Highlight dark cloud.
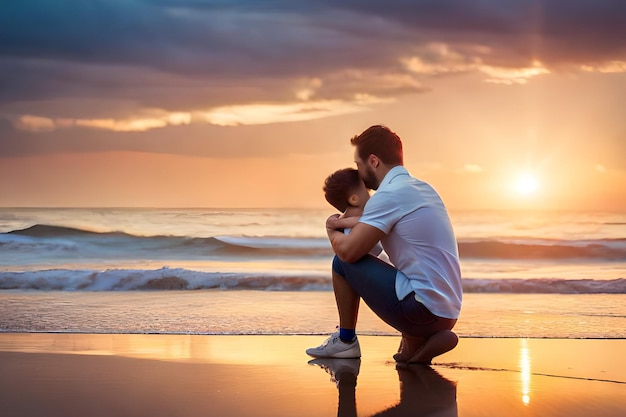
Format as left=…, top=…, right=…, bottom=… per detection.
left=0, top=0, right=414, bottom=108
left=2, top=1, right=624, bottom=106
left=3, top=1, right=625, bottom=70
left=0, top=1, right=377, bottom=77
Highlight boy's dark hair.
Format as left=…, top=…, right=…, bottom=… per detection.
left=350, top=125, right=403, bottom=165
left=323, top=168, right=361, bottom=212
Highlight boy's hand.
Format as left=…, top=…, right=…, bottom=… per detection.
left=326, top=213, right=341, bottom=230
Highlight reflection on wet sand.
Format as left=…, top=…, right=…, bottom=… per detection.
left=519, top=338, right=531, bottom=406
left=2, top=335, right=624, bottom=416
left=309, top=359, right=457, bottom=417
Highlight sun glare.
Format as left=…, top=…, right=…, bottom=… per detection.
left=515, top=174, right=539, bottom=196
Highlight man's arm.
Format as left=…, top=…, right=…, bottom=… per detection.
left=327, top=221, right=385, bottom=263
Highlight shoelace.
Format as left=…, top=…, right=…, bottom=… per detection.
left=321, top=334, right=339, bottom=347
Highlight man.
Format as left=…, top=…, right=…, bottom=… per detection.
left=306, top=125, right=462, bottom=364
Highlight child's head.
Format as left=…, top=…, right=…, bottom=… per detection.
left=323, top=168, right=369, bottom=212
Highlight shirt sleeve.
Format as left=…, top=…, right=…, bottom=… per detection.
left=358, top=189, right=405, bottom=234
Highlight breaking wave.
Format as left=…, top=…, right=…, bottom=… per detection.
left=1, top=267, right=624, bottom=293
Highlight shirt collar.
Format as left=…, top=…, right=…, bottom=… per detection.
left=379, top=165, right=409, bottom=189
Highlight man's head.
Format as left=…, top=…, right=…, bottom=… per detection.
left=351, top=125, right=403, bottom=190
left=323, top=168, right=369, bottom=212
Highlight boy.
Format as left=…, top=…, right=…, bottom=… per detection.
left=323, top=168, right=371, bottom=234
left=323, top=168, right=384, bottom=259
left=310, top=168, right=383, bottom=362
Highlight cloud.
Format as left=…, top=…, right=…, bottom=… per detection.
left=402, top=43, right=551, bottom=84
left=14, top=115, right=56, bottom=132
left=72, top=116, right=174, bottom=132
left=0, top=2, right=413, bottom=106
left=193, top=96, right=391, bottom=127
left=12, top=110, right=192, bottom=132
left=463, top=164, right=484, bottom=173
left=401, top=42, right=495, bottom=73
left=480, top=62, right=550, bottom=85
left=581, top=61, right=626, bottom=74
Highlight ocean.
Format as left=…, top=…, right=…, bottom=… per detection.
left=1, top=207, right=624, bottom=339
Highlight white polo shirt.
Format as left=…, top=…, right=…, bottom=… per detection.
left=359, top=166, right=462, bottom=319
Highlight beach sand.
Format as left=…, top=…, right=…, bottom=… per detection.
left=1, top=333, right=624, bottom=416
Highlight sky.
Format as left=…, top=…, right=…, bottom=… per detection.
left=1, top=0, right=625, bottom=211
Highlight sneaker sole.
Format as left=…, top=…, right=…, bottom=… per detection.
left=305, top=349, right=361, bottom=359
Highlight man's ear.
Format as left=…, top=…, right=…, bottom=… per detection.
left=368, top=154, right=380, bottom=168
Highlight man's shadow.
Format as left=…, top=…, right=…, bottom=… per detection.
left=310, top=358, right=457, bottom=417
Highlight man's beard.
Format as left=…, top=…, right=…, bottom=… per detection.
left=361, top=166, right=379, bottom=190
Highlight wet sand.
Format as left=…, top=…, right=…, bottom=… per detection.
left=1, top=333, right=624, bottom=416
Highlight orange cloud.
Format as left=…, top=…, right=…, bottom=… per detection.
left=480, top=62, right=550, bottom=85
left=463, top=164, right=484, bottom=173
left=402, top=43, right=550, bottom=84
left=13, top=111, right=192, bottom=133
left=14, top=115, right=56, bottom=132
left=580, top=61, right=626, bottom=73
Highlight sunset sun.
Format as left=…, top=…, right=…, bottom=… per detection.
left=515, top=173, right=539, bottom=196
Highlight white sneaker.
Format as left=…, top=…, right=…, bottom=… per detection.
left=305, top=332, right=361, bottom=358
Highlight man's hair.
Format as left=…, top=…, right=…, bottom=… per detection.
left=350, top=125, right=403, bottom=165
left=323, top=168, right=361, bottom=212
